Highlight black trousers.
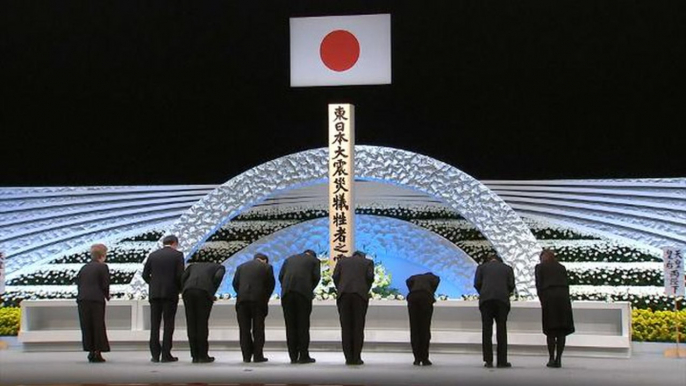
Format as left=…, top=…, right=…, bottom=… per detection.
left=183, top=289, right=214, bottom=360
left=149, top=297, right=179, bottom=359
left=236, top=301, right=268, bottom=361
left=337, top=293, right=369, bottom=363
left=480, top=300, right=510, bottom=364
left=281, top=292, right=313, bottom=362
left=407, top=292, right=434, bottom=362
left=77, top=300, right=110, bottom=352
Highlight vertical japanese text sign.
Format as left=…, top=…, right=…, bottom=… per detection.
left=0, top=252, right=5, bottom=294
left=329, top=104, right=355, bottom=263
left=663, top=248, right=685, bottom=297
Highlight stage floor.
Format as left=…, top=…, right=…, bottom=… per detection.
left=0, top=340, right=684, bottom=386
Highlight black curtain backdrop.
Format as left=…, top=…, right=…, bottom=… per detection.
left=1, top=1, right=684, bottom=185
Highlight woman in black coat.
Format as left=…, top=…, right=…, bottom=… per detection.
left=76, top=243, right=111, bottom=362
left=535, top=249, right=575, bottom=368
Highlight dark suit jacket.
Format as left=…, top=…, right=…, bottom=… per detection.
left=143, top=246, right=185, bottom=300
left=232, top=259, right=275, bottom=304
left=279, top=253, right=321, bottom=299
left=474, top=260, right=515, bottom=306
left=182, top=262, right=226, bottom=299
left=76, top=261, right=110, bottom=302
left=333, top=255, right=375, bottom=300
left=406, top=272, right=440, bottom=302
left=535, top=261, right=569, bottom=297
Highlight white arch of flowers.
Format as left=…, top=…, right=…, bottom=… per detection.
left=127, top=145, right=540, bottom=297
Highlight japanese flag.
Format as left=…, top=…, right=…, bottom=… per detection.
left=290, top=14, right=391, bottom=87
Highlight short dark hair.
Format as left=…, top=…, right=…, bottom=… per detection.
left=254, top=253, right=269, bottom=263
left=352, top=251, right=365, bottom=258
left=303, top=249, right=316, bottom=257
left=162, top=235, right=179, bottom=246
left=486, top=254, right=500, bottom=262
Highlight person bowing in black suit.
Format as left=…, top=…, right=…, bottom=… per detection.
left=406, top=272, right=440, bottom=366
left=279, top=249, right=321, bottom=364
left=535, top=249, right=575, bottom=368
left=474, top=254, right=515, bottom=369
left=333, top=251, right=375, bottom=365
left=233, top=253, right=275, bottom=363
left=76, top=243, right=111, bottom=363
left=143, top=235, right=185, bottom=363
left=181, top=261, right=226, bottom=363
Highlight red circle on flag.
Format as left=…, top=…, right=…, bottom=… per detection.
left=320, top=30, right=360, bottom=72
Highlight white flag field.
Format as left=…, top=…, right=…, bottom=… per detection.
left=290, top=14, right=391, bottom=87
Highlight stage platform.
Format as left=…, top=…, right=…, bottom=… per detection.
left=0, top=340, right=683, bottom=386
left=18, top=299, right=631, bottom=358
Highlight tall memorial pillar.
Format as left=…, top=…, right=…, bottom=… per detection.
left=328, top=104, right=355, bottom=264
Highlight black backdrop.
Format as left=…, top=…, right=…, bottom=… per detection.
left=1, top=1, right=684, bottom=185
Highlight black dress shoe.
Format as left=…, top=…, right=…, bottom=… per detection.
left=547, top=360, right=556, bottom=368
left=243, top=358, right=251, bottom=363
left=422, top=359, right=432, bottom=366
left=197, top=357, right=215, bottom=363
left=253, top=357, right=268, bottom=363
left=351, top=359, right=364, bottom=365
left=151, top=357, right=160, bottom=363
left=297, top=357, right=316, bottom=364
left=497, top=362, right=512, bottom=368
left=161, top=356, right=179, bottom=363
left=413, top=360, right=421, bottom=366
left=484, top=362, right=494, bottom=368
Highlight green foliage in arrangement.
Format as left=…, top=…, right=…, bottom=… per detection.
left=632, top=308, right=686, bottom=342
left=0, top=307, right=20, bottom=336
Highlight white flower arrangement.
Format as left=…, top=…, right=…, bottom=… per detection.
left=3, top=284, right=131, bottom=302
left=523, top=217, right=600, bottom=240
left=190, top=241, right=249, bottom=263
left=115, top=241, right=158, bottom=250
left=7, top=267, right=136, bottom=286
left=570, top=285, right=664, bottom=297
left=311, top=257, right=402, bottom=301
left=411, top=219, right=479, bottom=230
left=566, top=265, right=663, bottom=286
left=4, top=205, right=671, bottom=312
left=52, top=243, right=155, bottom=264
left=546, top=241, right=661, bottom=263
